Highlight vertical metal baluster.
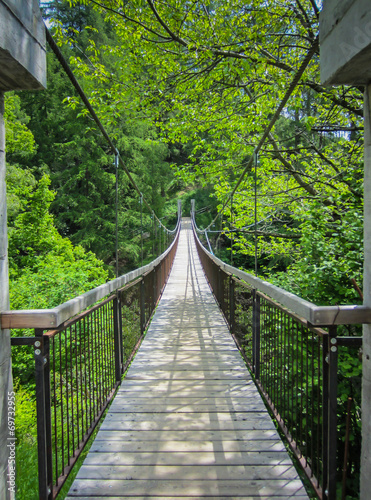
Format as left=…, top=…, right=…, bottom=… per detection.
left=119, top=291, right=124, bottom=374
left=97, top=306, right=107, bottom=398
left=322, top=333, right=329, bottom=498
left=44, top=336, right=53, bottom=496
left=106, top=302, right=111, bottom=388
left=89, top=311, right=95, bottom=421
left=306, top=328, right=310, bottom=467
left=94, top=309, right=100, bottom=410
left=317, top=335, right=321, bottom=487
left=274, top=305, right=277, bottom=410
left=59, top=332, right=64, bottom=475
left=70, top=325, right=75, bottom=457
left=278, top=308, right=283, bottom=416
left=96, top=309, right=102, bottom=408
left=79, top=319, right=84, bottom=442
left=105, top=303, right=110, bottom=395
left=108, top=302, right=113, bottom=389
left=112, top=300, right=116, bottom=381
left=75, top=323, right=80, bottom=448
left=327, top=325, right=338, bottom=500
left=300, top=323, right=304, bottom=455
left=269, top=303, right=273, bottom=396
left=83, top=317, right=88, bottom=437
left=52, top=336, right=58, bottom=487
left=140, top=278, right=145, bottom=336
left=311, top=330, right=315, bottom=477
left=65, top=326, right=70, bottom=465
left=229, top=277, right=235, bottom=335
left=292, top=320, right=296, bottom=445
left=282, top=309, right=286, bottom=423
left=34, top=330, right=50, bottom=499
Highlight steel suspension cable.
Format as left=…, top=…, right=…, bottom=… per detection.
left=203, top=35, right=319, bottom=232
left=45, top=26, right=172, bottom=232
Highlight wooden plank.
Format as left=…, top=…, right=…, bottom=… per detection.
left=103, top=405, right=268, bottom=413
left=67, top=496, right=310, bottom=500
left=75, top=464, right=299, bottom=481
left=119, top=379, right=252, bottom=387
left=67, top=479, right=307, bottom=497
left=124, top=370, right=250, bottom=380
left=83, top=451, right=293, bottom=466
left=89, top=440, right=287, bottom=453
left=92, top=429, right=283, bottom=441
left=100, top=418, right=276, bottom=432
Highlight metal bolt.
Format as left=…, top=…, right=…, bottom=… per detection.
left=331, top=346, right=337, bottom=352
left=330, top=338, right=337, bottom=345
left=44, top=358, right=47, bottom=365
left=34, top=341, right=41, bottom=348
left=34, top=349, right=41, bottom=355
left=325, top=354, right=329, bottom=364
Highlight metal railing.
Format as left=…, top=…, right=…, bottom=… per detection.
left=4, top=217, right=180, bottom=499
left=191, top=213, right=365, bottom=500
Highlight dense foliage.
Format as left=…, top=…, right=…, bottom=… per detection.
left=60, top=0, right=363, bottom=306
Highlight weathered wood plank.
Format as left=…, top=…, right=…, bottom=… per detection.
left=100, top=417, right=276, bottom=432
left=89, top=440, right=287, bottom=453
left=83, top=451, right=293, bottom=466
left=75, top=464, right=299, bottom=481
left=92, top=429, right=284, bottom=441
left=67, top=496, right=310, bottom=500
left=67, top=479, right=307, bottom=497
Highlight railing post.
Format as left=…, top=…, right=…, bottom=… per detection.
left=327, top=325, right=338, bottom=500
left=229, top=276, right=235, bottom=334
left=34, top=329, right=53, bottom=500
left=217, top=268, right=221, bottom=305
left=113, top=295, right=122, bottom=381
left=322, top=333, right=329, bottom=499
left=252, top=290, right=261, bottom=379
left=140, top=277, right=146, bottom=335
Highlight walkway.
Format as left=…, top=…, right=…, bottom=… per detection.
left=67, top=220, right=309, bottom=499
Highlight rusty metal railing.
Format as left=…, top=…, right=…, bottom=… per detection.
left=191, top=212, right=364, bottom=500
left=5, top=216, right=180, bottom=499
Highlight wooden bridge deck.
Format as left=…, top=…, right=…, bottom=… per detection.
left=67, top=220, right=309, bottom=499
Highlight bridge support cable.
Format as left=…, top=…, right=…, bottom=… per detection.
left=44, top=26, right=171, bottom=234
left=201, top=35, right=319, bottom=234
left=230, top=195, right=233, bottom=266
left=140, top=193, right=143, bottom=267
left=115, top=152, right=119, bottom=278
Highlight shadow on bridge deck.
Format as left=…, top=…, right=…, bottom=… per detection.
left=67, top=220, right=309, bottom=499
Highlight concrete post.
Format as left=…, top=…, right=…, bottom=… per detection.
left=0, top=1, right=46, bottom=497
left=0, top=93, right=13, bottom=499
left=361, top=84, right=371, bottom=499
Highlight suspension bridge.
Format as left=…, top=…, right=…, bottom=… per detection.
left=3, top=209, right=365, bottom=500
left=66, top=219, right=308, bottom=499
left=1, top=3, right=370, bottom=499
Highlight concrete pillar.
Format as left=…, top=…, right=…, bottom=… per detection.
left=361, top=84, right=371, bottom=499
left=0, top=1, right=46, bottom=496
left=0, top=92, right=13, bottom=499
